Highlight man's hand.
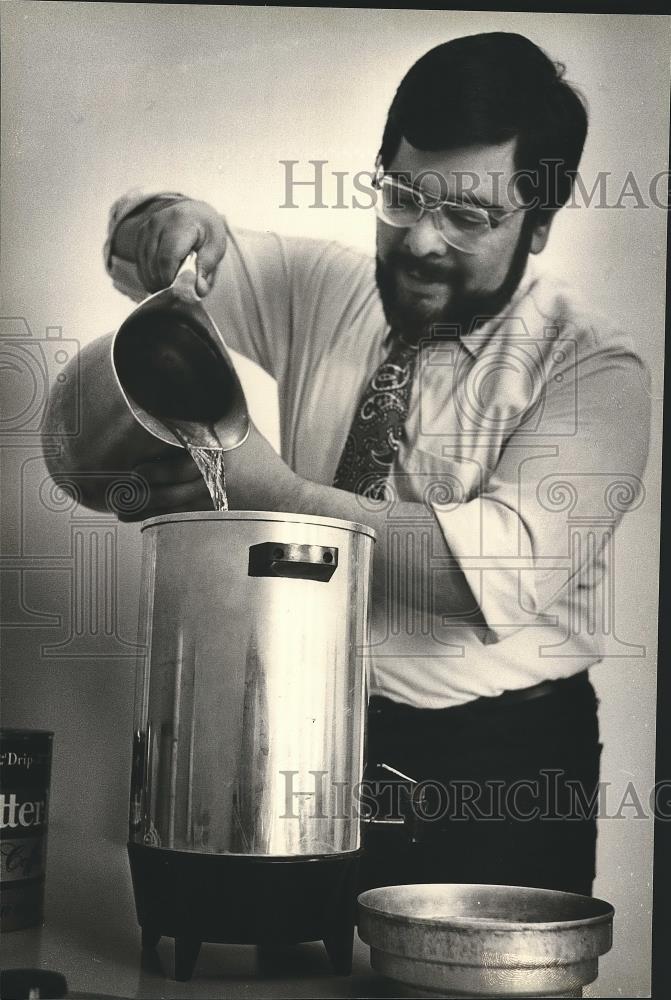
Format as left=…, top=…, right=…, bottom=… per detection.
left=119, top=198, right=228, bottom=297
left=121, top=450, right=212, bottom=522
left=125, top=424, right=304, bottom=522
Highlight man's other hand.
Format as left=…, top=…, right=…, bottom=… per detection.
left=135, top=199, right=228, bottom=297
left=122, top=451, right=213, bottom=521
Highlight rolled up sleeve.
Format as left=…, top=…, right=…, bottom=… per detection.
left=430, top=339, right=651, bottom=644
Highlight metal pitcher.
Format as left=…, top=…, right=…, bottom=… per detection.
left=111, top=254, right=249, bottom=451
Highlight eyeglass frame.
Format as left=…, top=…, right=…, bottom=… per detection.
left=371, top=161, right=528, bottom=254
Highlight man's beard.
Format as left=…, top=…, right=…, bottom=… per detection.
left=375, top=219, right=535, bottom=344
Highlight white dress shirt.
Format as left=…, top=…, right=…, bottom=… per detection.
left=106, top=195, right=651, bottom=709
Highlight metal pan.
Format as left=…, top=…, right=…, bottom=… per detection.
left=358, top=883, right=614, bottom=998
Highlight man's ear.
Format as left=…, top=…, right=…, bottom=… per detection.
left=530, top=213, right=555, bottom=254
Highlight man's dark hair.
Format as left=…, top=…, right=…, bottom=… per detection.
left=378, top=32, right=588, bottom=222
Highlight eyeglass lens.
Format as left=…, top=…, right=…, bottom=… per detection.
left=377, top=178, right=491, bottom=251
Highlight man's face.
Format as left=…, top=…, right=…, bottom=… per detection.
left=375, top=137, right=550, bottom=339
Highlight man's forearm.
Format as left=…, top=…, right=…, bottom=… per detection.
left=218, top=430, right=480, bottom=621
left=295, top=478, right=481, bottom=621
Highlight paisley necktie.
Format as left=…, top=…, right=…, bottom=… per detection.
left=333, top=334, right=419, bottom=500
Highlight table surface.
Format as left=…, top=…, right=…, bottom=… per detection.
left=1, top=835, right=606, bottom=999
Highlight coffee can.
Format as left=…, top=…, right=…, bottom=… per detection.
left=0, top=729, right=54, bottom=931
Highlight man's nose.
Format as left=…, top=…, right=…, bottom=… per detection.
left=403, top=211, right=448, bottom=257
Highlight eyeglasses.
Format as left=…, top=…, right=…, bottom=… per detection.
left=372, top=167, right=526, bottom=255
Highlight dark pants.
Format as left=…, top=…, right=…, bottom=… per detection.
left=359, top=672, right=602, bottom=897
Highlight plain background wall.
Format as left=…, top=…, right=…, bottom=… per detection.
left=1, top=4, right=668, bottom=996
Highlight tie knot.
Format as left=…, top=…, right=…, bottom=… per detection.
left=388, top=330, right=420, bottom=357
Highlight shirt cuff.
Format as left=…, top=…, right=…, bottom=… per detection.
left=430, top=495, right=541, bottom=644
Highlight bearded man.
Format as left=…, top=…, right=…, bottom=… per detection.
left=46, top=32, right=650, bottom=897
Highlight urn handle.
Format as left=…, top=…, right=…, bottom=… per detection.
left=247, top=542, right=338, bottom=582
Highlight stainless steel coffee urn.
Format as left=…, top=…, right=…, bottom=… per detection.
left=127, top=511, right=375, bottom=980
left=113, top=258, right=376, bottom=979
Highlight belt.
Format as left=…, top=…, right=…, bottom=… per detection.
left=369, top=670, right=591, bottom=718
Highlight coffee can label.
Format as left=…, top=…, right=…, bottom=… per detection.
left=0, top=730, right=53, bottom=931
left=1, top=828, right=48, bottom=882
